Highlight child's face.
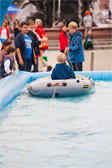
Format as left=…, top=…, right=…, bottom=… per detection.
left=69, top=27, right=76, bottom=35
left=5, top=45, right=11, bottom=51
left=10, top=51, right=16, bottom=57
left=88, top=31, right=92, bottom=35
left=62, top=26, right=67, bottom=32
left=29, top=22, right=35, bottom=30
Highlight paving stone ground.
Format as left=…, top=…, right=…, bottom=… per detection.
left=46, top=49, right=112, bottom=71
left=15, top=49, right=112, bottom=72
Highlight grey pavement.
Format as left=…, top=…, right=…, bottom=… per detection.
left=15, top=49, right=112, bottom=72
left=47, top=49, right=112, bottom=71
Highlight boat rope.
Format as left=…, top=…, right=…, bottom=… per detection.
left=67, top=52, right=74, bottom=71
left=29, top=85, right=47, bottom=95
left=16, top=84, right=58, bottom=168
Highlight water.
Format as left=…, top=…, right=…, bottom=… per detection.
left=0, top=82, right=112, bottom=168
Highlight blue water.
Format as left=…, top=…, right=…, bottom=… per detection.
left=0, top=82, right=112, bottom=168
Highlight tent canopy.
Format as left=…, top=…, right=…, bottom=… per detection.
left=7, top=5, right=21, bottom=14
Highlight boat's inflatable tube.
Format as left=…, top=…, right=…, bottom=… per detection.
left=0, top=71, right=112, bottom=111
left=0, top=71, right=33, bottom=111
left=28, top=76, right=95, bottom=97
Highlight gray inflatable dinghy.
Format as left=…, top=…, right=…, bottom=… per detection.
left=28, top=76, right=95, bottom=97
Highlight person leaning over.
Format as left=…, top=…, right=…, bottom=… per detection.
left=0, top=46, right=16, bottom=78
left=35, top=19, right=52, bottom=72
left=51, top=53, right=75, bottom=80
left=0, top=39, right=12, bottom=64
left=28, top=20, right=41, bottom=72
left=14, top=21, right=37, bottom=72
left=59, top=24, right=68, bottom=53
left=0, top=39, right=16, bottom=71
left=64, top=21, right=84, bottom=71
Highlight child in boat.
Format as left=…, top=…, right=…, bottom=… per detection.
left=51, top=53, right=75, bottom=80
left=0, top=46, right=16, bottom=78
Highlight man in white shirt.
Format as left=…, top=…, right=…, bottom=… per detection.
left=83, top=10, right=92, bottom=38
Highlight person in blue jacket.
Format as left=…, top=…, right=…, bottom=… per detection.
left=65, top=21, right=84, bottom=71
left=51, top=53, right=75, bottom=80
left=14, top=21, right=37, bottom=71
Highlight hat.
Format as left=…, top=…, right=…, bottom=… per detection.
left=57, top=53, right=66, bottom=63
left=85, top=11, right=90, bottom=15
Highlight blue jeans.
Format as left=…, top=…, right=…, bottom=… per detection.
left=33, top=57, right=38, bottom=72
left=69, top=62, right=83, bottom=71
left=18, top=58, right=32, bottom=72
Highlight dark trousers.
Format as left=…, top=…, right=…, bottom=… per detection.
left=60, top=50, right=65, bottom=53
left=69, top=62, right=83, bottom=71
left=18, top=58, right=32, bottom=72
left=33, top=57, right=38, bottom=72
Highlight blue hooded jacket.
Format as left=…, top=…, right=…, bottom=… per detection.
left=67, top=30, right=84, bottom=63
left=51, top=62, right=75, bottom=80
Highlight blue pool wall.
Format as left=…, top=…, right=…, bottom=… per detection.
left=0, top=71, right=112, bottom=111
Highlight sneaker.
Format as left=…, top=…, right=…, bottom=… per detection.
left=47, top=65, right=52, bottom=71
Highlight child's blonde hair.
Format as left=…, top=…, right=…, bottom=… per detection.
left=68, top=21, right=78, bottom=30
left=57, top=53, right=66, bottom=63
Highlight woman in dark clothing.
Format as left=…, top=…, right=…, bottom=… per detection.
left=13, top=19, right=21, bottom=38
left=28, top=20, right=42, bottom=72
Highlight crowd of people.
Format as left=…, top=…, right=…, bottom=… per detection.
left=0, top=10, right=93, bottom=79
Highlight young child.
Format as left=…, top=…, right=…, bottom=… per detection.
left=0, top=46, right=16, bottom=78
left=84, top=30, right=93, bottom=50
left=51, top=53, right=75, bottom=80
left=64, top=21, right=84, bottom=71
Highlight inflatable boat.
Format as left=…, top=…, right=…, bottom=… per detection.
left=28, top=76, right=95, bottom=97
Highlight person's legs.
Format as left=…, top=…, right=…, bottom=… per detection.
left=60, top=50, right=65, bottom=53
left=69, top=63, right=75, bottom=71
left=75, top=63, right=83, bottom=71
left=40, top=50, right=49, bottom=67
left=25, top=59, right=32, bottom=72
left=33, top=57, right=38, bottom=72
left=38, top=57, right=43, bottom=72
left=40, top=50, right=52, bottom=71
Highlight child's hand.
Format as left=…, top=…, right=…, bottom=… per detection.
left=10, top=72, right=15, bottom=75
left=64, top=47, right=69, bottom=55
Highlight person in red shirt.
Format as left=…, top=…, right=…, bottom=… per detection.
left=35, top=19, right=52, bottom=72
left=59, top=25, right=68, bottom=53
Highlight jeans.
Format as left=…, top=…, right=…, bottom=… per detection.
left=18, top=58, right=32, bottom=72
left=69, top=62, right=83, bottom=71
left=33, top=57, right=38, bottom=72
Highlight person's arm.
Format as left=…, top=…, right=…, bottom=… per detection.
left=59, top=33, right=68, bottom=49
left=6, top=27, right=10, bottom=39
left=51, top=68, right=56, bottom=80
left=4, top=59, right=14, bottom=75
left=68, top=36, right=81, bottom=51
left=16, top=48, right=24, bottom=65
left=34, top=40, right=41, bottom=46
left=14, top=34, right=24, bottom=66
left=70, top=68, right=75, bottom=79
left=33, top=49, right=37, bottom=65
